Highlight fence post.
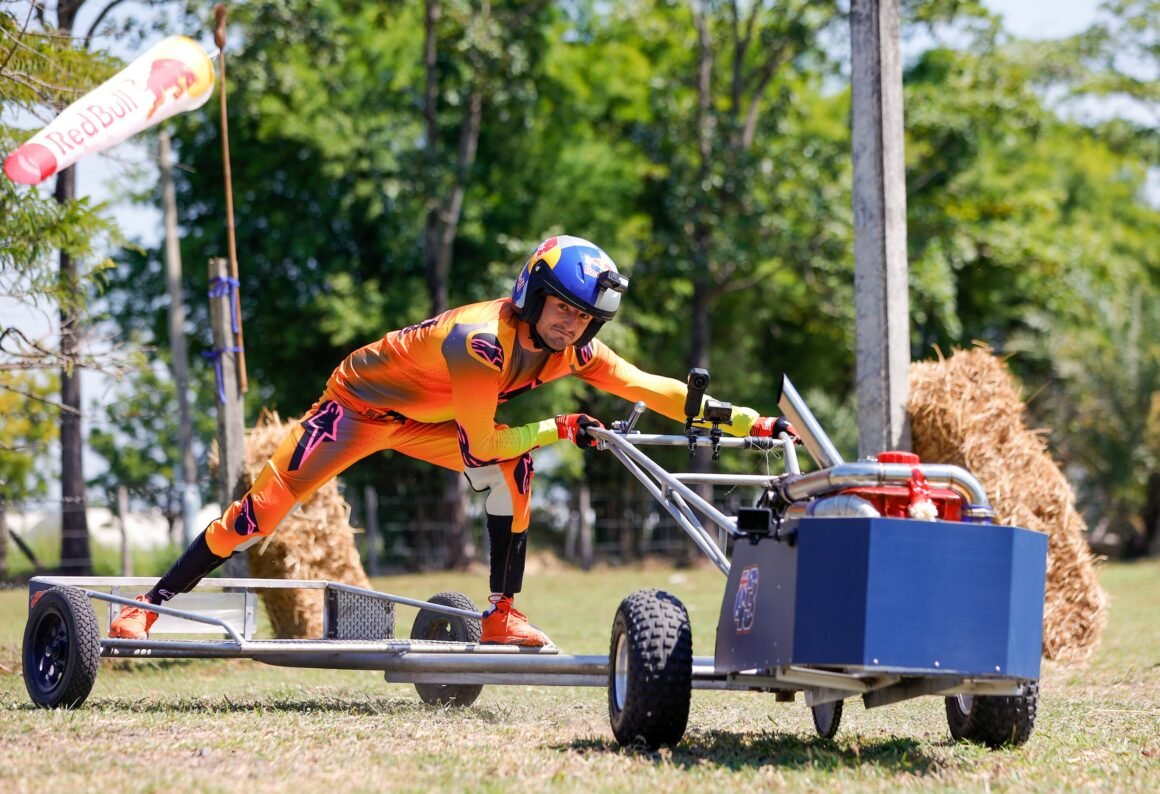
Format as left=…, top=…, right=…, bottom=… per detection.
left=578, top=480, right=593, bottom=572
left=363, top=484, right=380, bottom=578
left=116, top=485, right=132, bottom=576
left=209, top=256, right=249, bottom=579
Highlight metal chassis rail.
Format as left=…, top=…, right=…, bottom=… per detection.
left=30, top=575, right=1028, bottom=707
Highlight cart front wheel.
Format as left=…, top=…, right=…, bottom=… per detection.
left=408, top=591, right=483, bottom=707
left=811, top=697, right=844, bottom=739
left=608, top=588, right=693, bottom=749
left=945, top=682, right=1038, bottom=747
left=22, top=586, right=101, bottom=709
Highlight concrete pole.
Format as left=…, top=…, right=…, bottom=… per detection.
left=209, top=256, right=249, bottom=578
left=850, top=0, right=911, bottom=457
left=160, top=129, right=201, bottom=544
left=117, top=485, right=132, bottom=576
left=363, top=484, right=380, bottom=578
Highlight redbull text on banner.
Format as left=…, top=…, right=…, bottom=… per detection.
left=3, top=36, right=215, bottom=186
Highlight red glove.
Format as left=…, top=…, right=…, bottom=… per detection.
left=751, top=416, right=801, bottom=443
left=556, top=413, right=604, bottom=448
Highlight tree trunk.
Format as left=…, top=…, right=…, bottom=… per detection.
left=683, top=7, right=716, bottom=564
left=56, top=165, right=92, bottom=575
left=0, top=495, right=8, bottom=579
left=424, top=0, right=483, bottom=570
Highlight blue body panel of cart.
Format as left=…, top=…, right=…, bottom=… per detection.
left=715, top=516, right=1048, bottom=681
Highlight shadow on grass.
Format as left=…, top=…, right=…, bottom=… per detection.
left=19, top=693, right=526, bottom=723
left=564, top=730, right=937, bottom=774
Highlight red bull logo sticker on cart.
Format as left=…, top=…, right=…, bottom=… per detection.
left=733, top=564, right=759, bottom=634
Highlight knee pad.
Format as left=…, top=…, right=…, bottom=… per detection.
left=463, top=453, right=534, bottom=532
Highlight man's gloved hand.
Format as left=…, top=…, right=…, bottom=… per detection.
left=751, top=415, right=801, bottom=443
left=556, top=413, right=604, bottom=448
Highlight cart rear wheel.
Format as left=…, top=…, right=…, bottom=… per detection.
left=945, top=682, right=1038, bottom=747
left=811, top=697, right=843, bottom=739
left=23, top=586, right=101, bottom=709
left=409, top=591, right=483, bottom=707
left=608, top=588, right=692, bottom=749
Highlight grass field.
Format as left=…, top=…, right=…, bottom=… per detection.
left=1, top=558, right=1157, bottom=793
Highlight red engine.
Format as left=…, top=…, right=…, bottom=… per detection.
left=840, top=451, right=962, bottom=521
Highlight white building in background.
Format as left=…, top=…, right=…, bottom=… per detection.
left=7, top=503, right=222, bottom=552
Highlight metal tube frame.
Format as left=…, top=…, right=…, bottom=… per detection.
left=25, top=378, right=1026, bottom=711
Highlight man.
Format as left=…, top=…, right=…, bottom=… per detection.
left=111, top=235, right=797, bottom=646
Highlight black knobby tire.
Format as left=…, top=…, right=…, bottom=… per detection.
left=811, top=698, right=844, bottom=739
left=22, top=586, right=101, bottom=709
left=945, top=682, right=1039, bottom=748
left=608, top=588, right=693, bottom=749
left=409, top=591, right=483, bottom=707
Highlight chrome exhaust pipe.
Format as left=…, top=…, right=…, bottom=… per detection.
left=778, top=461, right=994, bottom=520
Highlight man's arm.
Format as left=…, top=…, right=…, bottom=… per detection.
left=574, top=341, right=760, bottom=437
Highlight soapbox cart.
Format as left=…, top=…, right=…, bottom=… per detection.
left=23, top=373, right=1047, bottom=750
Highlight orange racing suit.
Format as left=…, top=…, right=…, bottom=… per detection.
left=203, top=298, right=759, bottom=592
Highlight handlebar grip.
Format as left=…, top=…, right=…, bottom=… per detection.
left=685, top=368, right=710, bottom=419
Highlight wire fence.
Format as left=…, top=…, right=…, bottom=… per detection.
left=2, top=480, right=766, bottom=576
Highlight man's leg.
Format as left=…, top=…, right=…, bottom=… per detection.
left=111, top=396, right=402, bottom=639
left=391, top=423, right=546, bottom=646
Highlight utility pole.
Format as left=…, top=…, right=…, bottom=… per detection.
left=851, top=0, right=911, bottom=456
left=160, top=129, right=201, bottom=544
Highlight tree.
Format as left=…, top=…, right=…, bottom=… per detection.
left=87, top=352, right=218, bottom=540
left=2, top=1, right=129, bottom=574
left=0, top=372, right=58, bottom=576
left=902, top=16, right=1159, bottom=554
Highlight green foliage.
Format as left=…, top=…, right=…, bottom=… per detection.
left=86, top=353, right=218, bottom=527
left=0, top=370, right=58, bottom=503
left=93, top=0, right=1160, bottom=554
left=0, top=6, right=122, bottom=369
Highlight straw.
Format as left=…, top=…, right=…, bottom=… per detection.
left=909, top=345, right=1107, bottom=663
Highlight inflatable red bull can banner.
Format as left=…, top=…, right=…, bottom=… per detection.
left=3, top=36, right=215, bottom=186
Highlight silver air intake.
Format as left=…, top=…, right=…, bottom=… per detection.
left=777, top=375, right=845, bottom=470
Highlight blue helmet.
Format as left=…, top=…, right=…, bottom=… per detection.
left=511, top=235, right=629, bottom=348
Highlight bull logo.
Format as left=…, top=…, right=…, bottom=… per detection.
left=145, top=58, right=198, bottom=118
left=233, top=495, right=259, bottom=537
left=289, top=400, right=344, bottom=471
left=733, top=565, right=759, bottom=635
left=533, top=237, right=559, bottom=259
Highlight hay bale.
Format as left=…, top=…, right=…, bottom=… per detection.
left=908, top=345, right=1107, bottom=663
left=217, top=410, right=370, bottom=639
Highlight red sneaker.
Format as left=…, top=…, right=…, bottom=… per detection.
left=109, top=595, right=160, bottom=640
left=480, top=597, right=548, bottom=647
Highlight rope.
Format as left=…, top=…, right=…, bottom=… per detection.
left=206, top=277, right=244, bottom=403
